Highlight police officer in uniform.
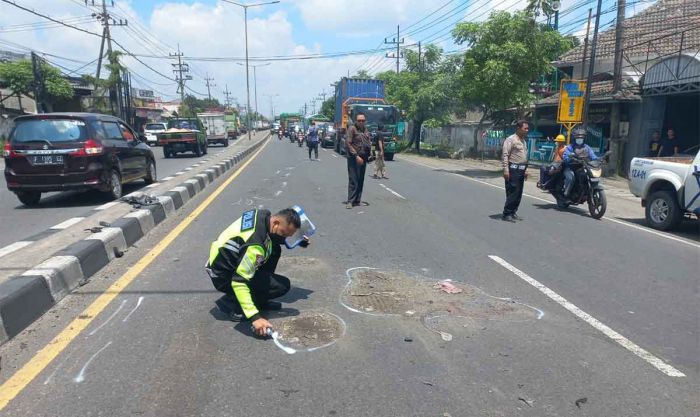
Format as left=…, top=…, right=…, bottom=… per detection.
left=501, top=120, right=530, bottom=222
left=206, top=208, right=308, bottom=336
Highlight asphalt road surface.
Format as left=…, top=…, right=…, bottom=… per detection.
left=0, top=138, right=697, bottom=417
left=0, top=142, right=235, bottom=248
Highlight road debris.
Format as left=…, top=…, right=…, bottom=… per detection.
left=404, top=337, right=413, bottom=342
left=434, top=279, right=463, bottom=294
left=421, top=380, right=434, bottom=386
left=575, top=397, right=588, bottom=408
left=518, top=396, right=534, bottom=407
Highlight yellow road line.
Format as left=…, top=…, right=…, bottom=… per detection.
left=0, top=139, right=270, bottom=410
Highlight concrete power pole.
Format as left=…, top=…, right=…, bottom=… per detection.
left=384, top=25, right=404, bottom=73
left=609, top=0, right=627, bottom=175
left=204, top=73, right=216, bottom=102
left=171, top=44, right=192, bottom=114
left=90, top=0, right=127, bottom=118
left=223, top=84, right=233, bottom=109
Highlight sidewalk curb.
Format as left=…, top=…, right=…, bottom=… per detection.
left=0, top=138, right=266, bottom=344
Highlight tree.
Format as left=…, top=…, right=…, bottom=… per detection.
left=179, top=94, right=223, bottom=116
left=0, top=58, right=73, bottom=112
left=452, top=10, right=575, bottom=151
left=82, top=51, right=128, bottom=115
left=319, top=97, right=335, bottom=120
left=376, top=44, right=462, bottom=152
left=351, top=70, right=372, bottom=79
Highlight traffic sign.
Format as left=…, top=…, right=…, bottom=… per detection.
left=557, top=80, right=586, bottom=123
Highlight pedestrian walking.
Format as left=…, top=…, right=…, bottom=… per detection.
left=307, top=122, right=320, bottom=160
left=345, top=113, right=372, bottom=209
left=501, top=120, right=529, bottom=222
left=372, top=124, right=388, bottom=179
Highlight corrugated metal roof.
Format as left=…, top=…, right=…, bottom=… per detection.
left=641, top=54, right=700, bottom=88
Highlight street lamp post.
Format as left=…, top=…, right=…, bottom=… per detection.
left=264, top=93, right=279, bottom=121
left=223, top=0, right=279, bottom=140
left=237, top=62, right=270, bottom=132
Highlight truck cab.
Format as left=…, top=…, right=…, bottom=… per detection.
left=629, top=149, right=700, bottom=230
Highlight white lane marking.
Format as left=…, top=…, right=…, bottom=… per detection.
left=50, top=217, right=85, bottom=230
left=281, top=182, right=287, bottom=188
left=94, top=201, right=119, bottom=211
left=332, top=154, right=338, bottom=158
left=274, top=190, right=283, bottom=197
left=122, top=296, right=144, bottom=322
left=0, top=241, right=33, bottom=258
left=405, top=158, right=700, bottom=249
left=275, top=170, right=281, bottom=175
left=379, top=183, right=406, bottom=200
left=73, top=341, right=112, bottom=383
left=489, top=255, right=686, bottom=378
left=145, top=183, right=160, bottom=188
left=88, top=299, right=128, bottom=336
left=175, top=171, right=185, bottom=175
left=160, top=176, right=175, bottom=181
left=284, top=173, right=290, bottom=177
left=184, top=167, right=193, bottom=171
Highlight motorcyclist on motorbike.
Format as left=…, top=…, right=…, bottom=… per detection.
left=563, top=128, right=598, bottom=199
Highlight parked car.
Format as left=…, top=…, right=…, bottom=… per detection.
left=157, top=118, right=208, bottom=158
left=3, top=113, right=156, bottom=206
left=628, top=148, right=700, bottom=230
left=143, top=122, right=167, bottom=146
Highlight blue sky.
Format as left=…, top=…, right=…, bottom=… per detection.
left=0, top=0, right=652, bottom=116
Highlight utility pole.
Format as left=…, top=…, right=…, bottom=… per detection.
left=90, top=0, right=127, bottom=117
left=31, top=52, right=45, bottom=113
left=418, top=41, right=422, bottom=73
left=204, top=73, right=216, bottom=102
left=384, top=25, right=404, bottom=73
left=583, top=0, right=603, bottom=129
left=610, top=0, right=627, bottom=176
left=580, top=8, right=593, bottom=79
left=171, top=44, right=191, bottom=114
left=223, top=84, right=233, bottom=109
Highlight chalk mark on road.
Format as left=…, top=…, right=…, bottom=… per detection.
left=73, top=341, right=112, bottom=383
left=122, top=296, right=144, bottom=323
left=88, top=299, right=127, bottom=336
left=489, top=255, right=686, bottom=378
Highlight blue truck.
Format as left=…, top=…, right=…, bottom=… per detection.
left=333, top=78, right=400, bottom=161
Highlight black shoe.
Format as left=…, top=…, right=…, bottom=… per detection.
left=215, top=296, right=244, bottom=322
left=511, top=213, right=524, bottom=221
left=502, top=214, right=516, bottom=223
left=263, top=301, right=282, bottom=311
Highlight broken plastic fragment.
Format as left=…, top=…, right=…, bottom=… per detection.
left=434, top=280, right=463, bottom=294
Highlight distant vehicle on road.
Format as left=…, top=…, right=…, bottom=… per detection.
left=629, top=148, right=700, bottom=230
left=143, top=122, right=167, bottom=146
left=198, top=112, right=229, bottom=147
left=3, top=113, right=156, bottom=205
left=319, top=123, right=335, bottom=148
left=157, top=118, right=208, bottom=158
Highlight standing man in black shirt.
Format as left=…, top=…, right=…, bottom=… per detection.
left=345, top=113, right=372, bottom=209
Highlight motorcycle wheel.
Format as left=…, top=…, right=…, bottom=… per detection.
left=588, top=189, right=607, bottom=219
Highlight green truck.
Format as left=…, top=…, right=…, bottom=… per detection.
left=157, top=118, right=208, bottom=158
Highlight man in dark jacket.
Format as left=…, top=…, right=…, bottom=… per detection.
left=206, top=208, right=308, bottom=336
left=345, top=113, right=372, bottom=209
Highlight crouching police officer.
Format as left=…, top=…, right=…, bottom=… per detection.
left=206, top=207, right=309, bottom=337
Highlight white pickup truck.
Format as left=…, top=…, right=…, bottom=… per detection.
left=629, top=149, right=700, bottom=230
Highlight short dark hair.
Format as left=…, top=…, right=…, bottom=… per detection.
left=355, top=112, right=366, bottom=120
left=515, top=120, right=529, bottom=129
left=275, top=208, right=301, bottom=228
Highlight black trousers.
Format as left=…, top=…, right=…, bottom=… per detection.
left=347, top=155, right=367, bottom=204
left=209, top=245, right=290, bottom=308
left=308, top=141, right=319, bottom=159
left=503, top=168, right=525, bottom=216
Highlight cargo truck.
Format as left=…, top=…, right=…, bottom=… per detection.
left=333, top=77, right=400, bottom=161
left=197, top=112, right=229, bottom=147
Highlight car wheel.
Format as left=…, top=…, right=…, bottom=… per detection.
left=223, top=139, right=229, bottom=147
left=163, top=146, right=171, bottom=159
left=144, top=159, right=157, bottom=185
left=194, top=142, right=202, bottom=157
left=106, top=170, right=122, bottom=200
left=203, top=142, right=208, bottom=155
left=16, top=191, right=41, bottom=206
left=384, top=153, right=394, bottom=161
left=646, top=190, right=682, bottom=231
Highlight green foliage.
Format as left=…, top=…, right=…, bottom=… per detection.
left=351, top=70, right=372, bottom=79
left=179, top=94, right=223, bottom=117
left=0, top=59, right=72, bottom=100
left=82, top=51, right=126, bottom=90
left=452, top=10, right=574, bottom=117
left=319, top=97, right=335, bottom=120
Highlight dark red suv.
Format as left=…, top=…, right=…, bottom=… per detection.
left=3, top=113, right=157, bottom=206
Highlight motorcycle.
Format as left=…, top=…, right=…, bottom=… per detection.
left=297, top=132, right=305, bottom=147
left=537, top=153, right=608, bottom=219
left=277, top=129, right=284, bottom=140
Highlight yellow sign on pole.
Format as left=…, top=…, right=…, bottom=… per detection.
left=557, top=79, right=586, bottom=124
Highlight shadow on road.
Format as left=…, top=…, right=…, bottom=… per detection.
left=533, top=203, right=595, bottom=219
left=436, top=168, right=502, bottom=179
left=279, top=286, right=314, bottom=303
left=10, top=182, right=147, bottom=210
left=616, top=217, right=699, bottom=242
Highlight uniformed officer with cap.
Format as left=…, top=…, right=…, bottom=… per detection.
left=206, top=207, right=310, bottom=337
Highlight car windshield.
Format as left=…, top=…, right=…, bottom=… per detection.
left=145, top=123, right=165, bottom=131
left=357, top=106, right=397, bottom=126
left=11, top=119, right=88, bottom=143
left=168, top=120, right=197, bottom=130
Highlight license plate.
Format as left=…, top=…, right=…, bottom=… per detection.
left=30, top=155, right=64, bottom=165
